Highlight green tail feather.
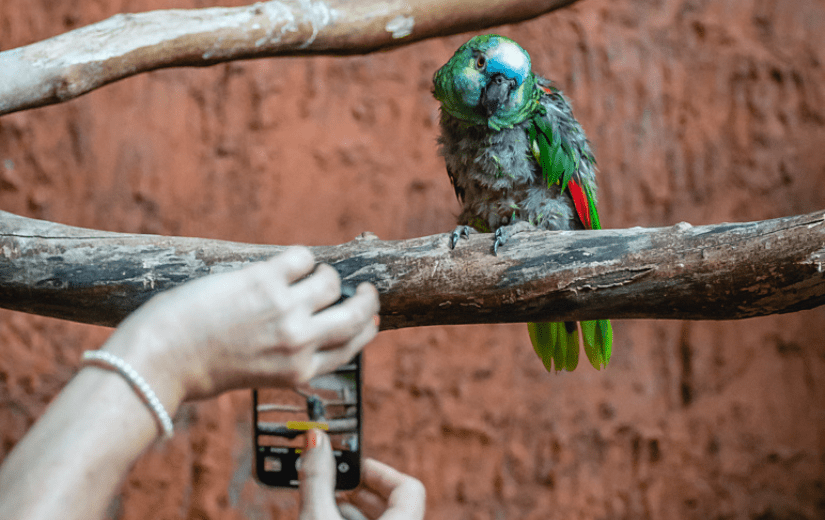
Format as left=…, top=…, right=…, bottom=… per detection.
left=528, top=320, right=612, bottom=372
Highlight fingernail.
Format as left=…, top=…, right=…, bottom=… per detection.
left=304, top=429, right=318, bottom=450
left=374, top=314, right=381, bottom=327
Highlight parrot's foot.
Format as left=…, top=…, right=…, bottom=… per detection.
left=449, top=225, right=473, bottom=249
left=493, top=221, right=535, bottom=255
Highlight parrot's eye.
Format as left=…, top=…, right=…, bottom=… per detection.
left=475, top=55, right=486, bottom=70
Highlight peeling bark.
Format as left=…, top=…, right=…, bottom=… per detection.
left=1, top=209, right=823, bottom=329
left=0, top=0, right=578, bottom=116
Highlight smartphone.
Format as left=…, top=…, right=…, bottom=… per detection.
left=253, top=352, right=363, bottom=490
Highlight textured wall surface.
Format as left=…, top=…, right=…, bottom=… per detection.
left=1, top=1, right=824, bottom=519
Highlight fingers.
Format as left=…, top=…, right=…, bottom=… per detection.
left=266, top=246, right=317, bottom=284
left=268, top=249, right=364, bottom=315
left=307, top=284, right=378, bottom=377
left=298, top=435, right=425, bottom=520
left=251, top=249, right=341, bottom=314
left=298, top=430, right=342, bottom=520
left=313, top=283, right=380, bottom=348
left=176, top=247, right=381, bottom=394
left=294, top=263, right=345, bottom=313
left=345, top=459, right=426, bottom=520
left=362, top=459, right=413, bottom=497
left=299, top=437, right=426, bottom=520
left=338, top=503, right=369, bottom=520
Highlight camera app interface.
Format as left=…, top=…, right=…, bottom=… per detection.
left=254, top=355, right=361, bottom=488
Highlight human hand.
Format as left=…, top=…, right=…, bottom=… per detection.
left=106, top=246, right=380, bottom=403
left=299, top=430, right=426, bottom=520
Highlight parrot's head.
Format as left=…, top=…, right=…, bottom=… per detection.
left=433, top=34, right=540, bottom=130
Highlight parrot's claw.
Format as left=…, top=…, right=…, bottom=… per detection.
left=492, top=221, right=535, bottom=255
left=493, top=228, right=508, bottom=256
left=449, top=225, right=472, bottom=249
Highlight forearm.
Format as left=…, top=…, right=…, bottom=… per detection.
left=0, top=322, right=183, bottom=520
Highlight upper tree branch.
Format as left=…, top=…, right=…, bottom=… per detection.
left=0, top=0, right=578, bottom=116
left=1, top=210, right=823, bottom=329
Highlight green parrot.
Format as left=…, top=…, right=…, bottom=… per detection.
left=432, top=34, right=612, bottom=372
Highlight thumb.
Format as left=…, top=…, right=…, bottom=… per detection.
left=298, top=430, right=342, bottom=520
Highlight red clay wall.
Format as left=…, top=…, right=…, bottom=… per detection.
left=1, top=1, right=824, bottom=519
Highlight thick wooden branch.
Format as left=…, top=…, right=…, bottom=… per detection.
left=1, top=210, right=823, bottom=329
left=0, top=0, right=578, bottom=116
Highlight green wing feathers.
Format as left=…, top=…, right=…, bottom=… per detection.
left=528, top=320, right=612, bottom=372
left=583, top=182, right=602, bottom=230
left=526, top=113, right=613, bottom=372
left=528, top=115, right=578, bottom=193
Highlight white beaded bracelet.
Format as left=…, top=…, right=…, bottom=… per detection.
left=81, top=350, right=174, bottom=440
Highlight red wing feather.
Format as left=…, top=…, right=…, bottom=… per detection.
left=567, top=178, right=592, bottom=229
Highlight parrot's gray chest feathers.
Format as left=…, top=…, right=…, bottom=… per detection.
left=437, top=110, right=580, bottom=233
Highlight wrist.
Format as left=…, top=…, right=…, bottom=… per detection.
left=81, top=350, right=174, bottom=439
left=101, top=308, right=188, bottom=425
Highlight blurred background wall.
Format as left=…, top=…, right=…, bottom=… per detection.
left=1, top=1, right=823, bottom=518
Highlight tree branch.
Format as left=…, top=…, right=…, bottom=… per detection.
left=1, top=209, right=823, bottom=329
left=0, top=0, right=578, bottom=116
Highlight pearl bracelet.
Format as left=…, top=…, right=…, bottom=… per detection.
left=81, top=350, right=174, bottom=440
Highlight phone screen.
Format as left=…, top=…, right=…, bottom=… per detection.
left=253, top=353, right=362, bottom=489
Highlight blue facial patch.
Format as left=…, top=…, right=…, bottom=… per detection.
left=486, top=39, right=531, bottom=86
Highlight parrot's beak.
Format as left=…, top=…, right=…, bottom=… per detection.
left=481, top=74, right=516, bottom=117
